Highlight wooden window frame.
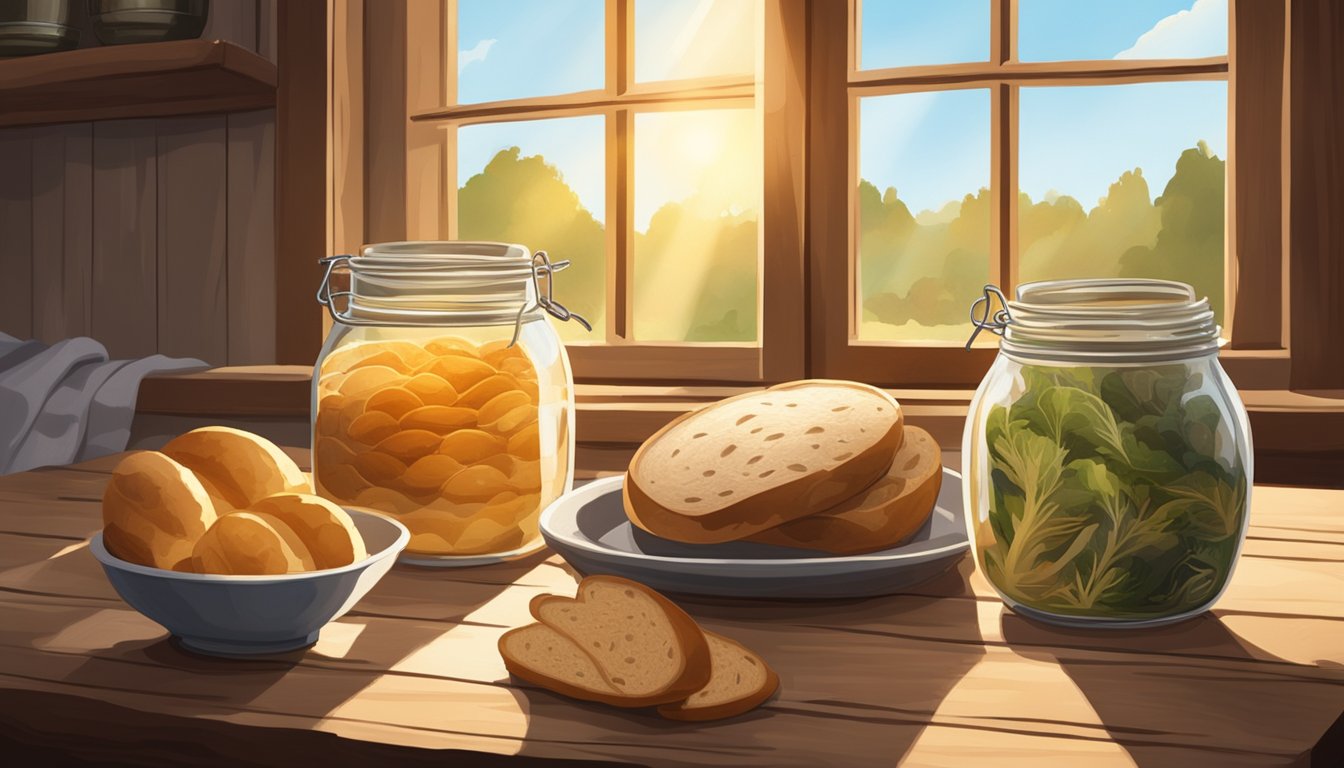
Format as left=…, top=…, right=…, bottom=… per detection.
left=386, top=0, right=805, bottom=384
left=809, top=0, right=1290, bottom=389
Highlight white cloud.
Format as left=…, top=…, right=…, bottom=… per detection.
left=1114, top=0, right=1227, bottom=60
left=459, top=38, right=497, bottom=70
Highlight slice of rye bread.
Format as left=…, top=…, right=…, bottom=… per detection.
left=527, top=576, right=712, bottom=707
left=657, top=631, right=779, bottom=721
left=624, top=380, right=904, bottom=544
left=498, top=623, right=624, bottom=702
left=747, top=426, right=943, bottom=555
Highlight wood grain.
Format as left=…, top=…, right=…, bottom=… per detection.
left=31, top=123, right=93, bottom=344
left=0, top=127, right=33, bottom=339
left=0, top=456, right=1340, bottom=766
left=156, top=116, right=229, bottom=364
left=91, top=119, right=158, bottom=359
left=226, top=109, right=278, bottom=365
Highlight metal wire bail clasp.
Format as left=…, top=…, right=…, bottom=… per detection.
left=965, top=284, right=1012, bottom=351
left=316, top=254, right=354, bottom=321
left=508, top=250, right=593, bottom=347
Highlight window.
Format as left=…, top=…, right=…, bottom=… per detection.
left=400, top=0, right=805, bottom=382
left=375, top=0, right=1283, bottom=389
left=810, top=0, right=1255, bottom=387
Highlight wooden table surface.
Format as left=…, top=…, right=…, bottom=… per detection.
left=1, top=453, right=1341, bottom=767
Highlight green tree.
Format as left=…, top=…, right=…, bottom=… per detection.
left=1119, top=142, right=1226, bottom=317
left=458, top=147, right=605, bottom=340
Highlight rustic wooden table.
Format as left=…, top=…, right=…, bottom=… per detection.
left=1, top=453, right=1341, bottom=767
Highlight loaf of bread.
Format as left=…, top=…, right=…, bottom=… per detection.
left=624, top=380, right=904, bottom=544
left=102, top=429, right=367, bottom=575
left=499, top=576, right=777, bottom=720
left=162, top=426, right=309, bottom=513
left=746, top=426, right=942, bottom=555
left=102, top=451, right=219, bottom=571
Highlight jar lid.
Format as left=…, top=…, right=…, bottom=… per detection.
left=970, top=278, right=1221, bottom=363
left=317, top=241, right=591, bottom=342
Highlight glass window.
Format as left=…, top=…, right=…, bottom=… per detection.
left=634, top=0, right=757, bottom=83
left=632, top=108, right=761, bottom=342
left=1018, top=81, right=1227, bottom=318
left=859, top=0, right=990, bottom=70
left=857, top=89, right=991, bottom=341
left=457, top=0, right=604, bottom=104
left=1018, top=0, right=1227, bottom=62
left=457, top=116, right=607, bottom=341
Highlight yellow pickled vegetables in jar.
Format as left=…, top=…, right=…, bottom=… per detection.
left=313, top=336, right=565, bottom=557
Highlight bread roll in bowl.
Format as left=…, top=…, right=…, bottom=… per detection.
left=192, top=511, right=317, bottom=575
left=162, top=426, right=309, bottom=512
left=102, top=451, right=218, bottom=571
left=248, top=493, right=368, bottom=569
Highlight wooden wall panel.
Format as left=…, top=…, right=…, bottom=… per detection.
left=31, top=124, right=93, bottom=344
left=227, top=109, right=277, bottom=364
left=91, top=120, right=158, bottom=359
left=258, top=0, right=279, bottom=63
left=156, top=117, right=229, bottom=364
left=0, top=129, right=33, bottom=340
left=364, top=0, right=407, bottom=243
left=1288, top=0, right=1344, bottom=389
left=203, top=0, right=259, bottom=50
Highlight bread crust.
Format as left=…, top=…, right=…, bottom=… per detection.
left=747, top=426, right=943, bottom=555
left=101, top=451, right=218, bottom=570
left=656, top=632, right=780, bottom=721
left=624, top=380, right=904, bottom=544
left=526, top=576, right=712, bottom=707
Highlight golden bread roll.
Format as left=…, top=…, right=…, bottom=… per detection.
left=747, top=426, right=942, bottom=554
left=247, top=493, right=368, bottom=569
left=102, top=451, right=219, bottom=570
left=162, top=426, right=309, bottom=512
left=192, top=511, right=316, bottom=575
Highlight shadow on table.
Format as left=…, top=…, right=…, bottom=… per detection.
left=1001, top=610, right=1344, bottom=768
left=505, top=561, right=986, bottom=767
left=25, top=543, right=535, bottom=746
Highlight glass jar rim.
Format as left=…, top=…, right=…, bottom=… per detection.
left=987, top=278, right=1222, bottom=363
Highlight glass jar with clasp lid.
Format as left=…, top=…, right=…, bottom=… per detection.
left=312, top=242, right=589, bottom=566
left=962, top=279, right=1253, bottom=627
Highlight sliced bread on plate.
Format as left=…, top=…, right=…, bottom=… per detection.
left=746, top=426, right=943, bottom=555
left=624, top=380, right=904, bottom=544
left=507, top=575, right=711, bottom=707
left=657, top=631, right=779, bottom=721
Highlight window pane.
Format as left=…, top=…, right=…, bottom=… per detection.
left=1019, top=0, right=1227, bottom=62
left=632, top=108, right=760, bottom=342
left=857, top=89, right=991, bottom=341
left=457, top=117, right=606, bottom=342
left=634, top=0, right=757, bottom=83
left=457, top=0, right=603, bottom=104
left=1018, top=81, right=1227, bottom=319
left=859, top=0, right=990, bottom=70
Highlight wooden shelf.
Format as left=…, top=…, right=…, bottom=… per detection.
left=0, top=39, right=276, bottom=128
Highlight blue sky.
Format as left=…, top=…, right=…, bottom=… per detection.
left=859, top=0, right=1228, bottom=213
left=457, top=0, right=1228, bottom=219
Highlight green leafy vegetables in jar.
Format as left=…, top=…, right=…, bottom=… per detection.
left=981, top=364, right=1248, bottom=619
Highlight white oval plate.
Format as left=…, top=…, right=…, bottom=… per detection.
left=538, top=468, right=969, bottom=599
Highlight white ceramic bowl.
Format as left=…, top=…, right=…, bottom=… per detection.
left=91, top=509, right=409, bottom=656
